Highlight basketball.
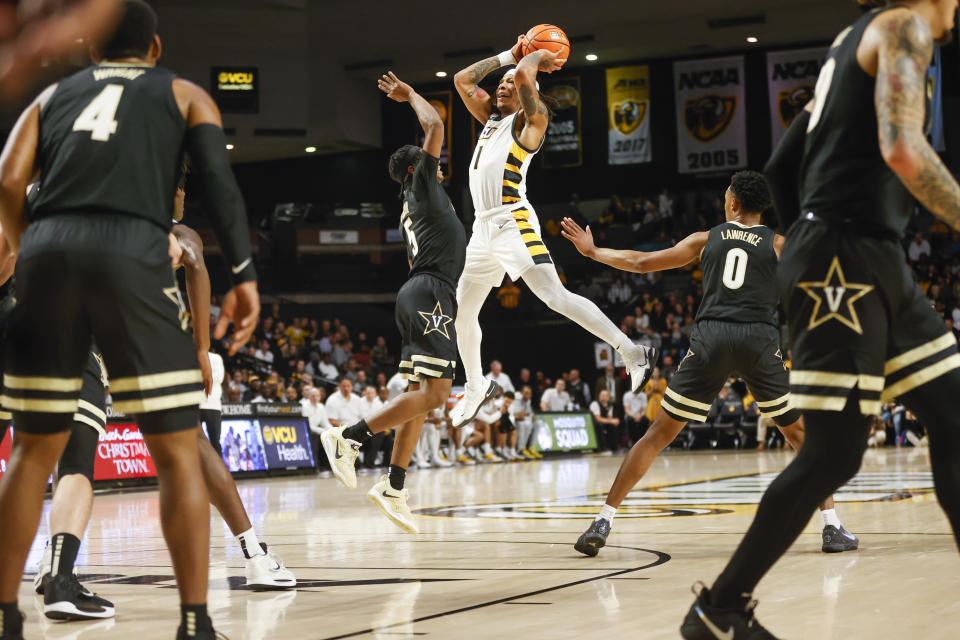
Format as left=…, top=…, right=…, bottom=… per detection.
left=522, top=24, right=570, bottom=68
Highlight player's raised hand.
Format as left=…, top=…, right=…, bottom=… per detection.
left=561, top=217, right=596, bottom=258
left=215, top=281, right=260, bottom=355
left=510, top=35, right=527, bottom=62
left=378, top=71, right=414, bottom=102
left=534, top=48, right=563, bottom=73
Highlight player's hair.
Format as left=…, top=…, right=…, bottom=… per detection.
left=100, top=0, right=158, bottom=60
left=503, top=391, right=516, bottom=399
left=388, top=144, right=421, bottom=194
left=729, top=170, right=772, bottom=215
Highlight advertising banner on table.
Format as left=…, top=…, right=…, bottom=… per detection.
left=259, top=417, right=315, bottom=469
left=541, top=76, right=583, bottom=168
left=606, top=65, right=652, bottom=165
left=220, top=419, right=268, bottom=472
left=417, top=91, right=453, bottom=175
left=674, top=56, right=747, bottom=173
left=766, top=47, right=826, bottom=148
left=94, top=423, right=158, bottom=481
left=533, top=413, right=598, bottom=452
left=0, top=425, right=11, bottom=480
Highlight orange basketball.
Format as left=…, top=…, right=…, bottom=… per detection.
left=522, top=24, right=570, bottom=68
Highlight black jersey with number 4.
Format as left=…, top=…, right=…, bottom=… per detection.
left=400, top=152, right=466, bottom=286
left=695, top=222, right=779, bottom=326
left=800, top=6, right=927, bottom=237
left=31, top=64, right=185, bottom=230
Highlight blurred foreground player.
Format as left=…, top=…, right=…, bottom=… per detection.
left=0, top=2, right=259, bottom=639
left=322, top=71, right=465, bottom=533
left=563, top=172, right=854, bottom=558
left=681, top=2, right=960, bottom=638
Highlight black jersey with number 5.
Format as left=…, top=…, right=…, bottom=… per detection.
left=399, top=152, right=466, bottom=286
left=695, top=222, right=779, bottom=326
left=31, top=64, right=185, bottom=230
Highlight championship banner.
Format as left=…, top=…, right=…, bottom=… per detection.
left=674, top=56, right=747, bottom=173
left=417, top=91, right=453, bottom=175
left=94, top=423, right=158, bottom=481
left=541, top=76, right=582, bottom=168
left=766, top=47, right=826, bottom=148
left=606, top=65, right=652, bottom=165
left=259, top=417, right=315, bottom=469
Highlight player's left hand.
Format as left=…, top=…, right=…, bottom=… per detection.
left=215, top=280, right=260, bottom=355
left=561, top=217, right=596, bottom=257
left=198, top=350, right=213, bottom=396
left=534, top=48, right=563, bottom=73
left=378, top=71, right=414, bottom=102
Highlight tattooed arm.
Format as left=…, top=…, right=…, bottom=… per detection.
left=513, top=49, right=561, bottom=150
left=873, top=9, right=960, bottom=229
left=453, top=55, right=499, bottom=124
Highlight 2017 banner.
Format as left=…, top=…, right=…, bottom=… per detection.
left=417, top=91, right=453, bottom=175
left=606, top=65, right=651, bottom=165
left=541, top=76, right=583, bottom=168
left=766, top=47, right=826, bottom=149
left=674, top=56, right=747, bottom=174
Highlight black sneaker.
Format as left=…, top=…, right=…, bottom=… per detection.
left=176, top=626, right=230, bottom=639
left=574, top=518, right=611, bottom=557
left=821, top=525, right=859, bottom=553
left=0, top=609, right=24, bottom=640
left=680, top=583, right=779, bottom=639
left=43, top=573, right=115, bottom=621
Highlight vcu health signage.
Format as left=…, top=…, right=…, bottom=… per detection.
left=766, top=47, right=826, bottom=148
left=259, top=417, right=315, bottom=470
left=211, top=67, right=259, bottom=113
left=606, top=65, right=652, bottom=165
left=674, top=56, right=747, bottom=173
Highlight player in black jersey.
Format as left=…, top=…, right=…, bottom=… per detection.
left=322, top=71, right=466, bottom=533
left=681, top=2, right=960, bottom=639
left=563, top=171, right=853, bottom=559
left=0, top=3, right=259, bottom=639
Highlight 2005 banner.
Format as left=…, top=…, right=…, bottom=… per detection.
left=606, top=65, right=651, bottom=165
left=674, top=55, right=747, bottom=174
left=541, top=76, right=583, bottom=168
left=766, top=47, right=826, bottom=149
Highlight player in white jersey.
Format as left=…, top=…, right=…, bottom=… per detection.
left=450, top=37, right=657, bottom=427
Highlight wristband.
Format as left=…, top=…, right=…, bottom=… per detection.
left=497, top=50, right=517, bottom=68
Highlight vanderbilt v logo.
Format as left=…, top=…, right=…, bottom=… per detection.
left=823, top=286, right=846, bottom=312
left=797, top=257, right=874, bottom=334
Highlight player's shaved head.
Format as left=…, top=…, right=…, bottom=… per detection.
left=100, top=0, right=157, bottom=60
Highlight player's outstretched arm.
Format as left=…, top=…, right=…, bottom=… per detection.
left=874, top=10, right=960, bottom=229
left=174, top=78, right=259, bottom=353
left=764, top=104, right=810, bottom=228
left=172, top=225, right=213, bottom=393
left=378, top=71, right=443, bottom=159
left=561, top=217, right=707, bottom=274
left=454, top=36, right=524, bottom=124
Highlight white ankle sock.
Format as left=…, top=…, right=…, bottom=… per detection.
left=598, top=504, right=617, bottom=523
left=237, top=528, right=264, bottom=559
left=821, top=508, right=842, bottom=529
left=482, top=443, right=493, bottom=455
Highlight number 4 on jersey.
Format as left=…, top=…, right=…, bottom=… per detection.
left=73, top=84, right=124, bottom=141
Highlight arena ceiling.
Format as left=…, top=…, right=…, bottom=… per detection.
left=148, top=0, right=862, bottom=162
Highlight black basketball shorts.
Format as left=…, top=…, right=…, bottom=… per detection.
left=395, top=273, right=458, bottom=383
left=779, top=218, right=960, bottom=415
left=661, top=319, right=800, bottom=427
left=2, top=214, right=203, bottom=434
left=58, top=351, right=107, bottom=482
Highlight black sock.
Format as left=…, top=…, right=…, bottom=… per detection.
left=343, top=420, right=373, bottom=444
left=51, top=533, right=81, bottom=578
left=388, top=464, right=406, bottom=491
left=0, top=602, right=22, bottom=636
left=180, top=604, right=213, bottom=636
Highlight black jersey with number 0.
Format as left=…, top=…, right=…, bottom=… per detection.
left=799, top=6, right=928, bottom=237
left=400, top=152, right=466, bottom=286
left=31, top=64, right=185, bottom=230
left=696, top=222, right=779, bottom=326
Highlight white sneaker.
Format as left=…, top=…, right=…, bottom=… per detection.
left=33, top=539, right=52, bottom=594
left=483, top=451, right=503, bottom=463
left=449, top=380, right=501, bottom=428
left=626, top=346, right=659, bottom=393
left=245, top=543, right=297, bottom=589
left=432, top=453, right=453, bottom=468
left=367, top=475, right=419, bottom=533
left=321, top=427, right=361, bottom=489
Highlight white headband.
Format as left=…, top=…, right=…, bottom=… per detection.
left=503, top=68, right=539, bottom=91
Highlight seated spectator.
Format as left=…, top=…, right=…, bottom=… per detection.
left=643, top=368, right=666, bottom=423
left=590, top=389, right=621, bottom=454
left=595, top=364, right=623, bottom=404
left=354, top=369, right=369, bottom=393
left=254, top=339, right=274, bottom=364
left=607, top=275, right=632, bottom=306
left=301, top=387, right=331, bottom=469
left=317, top=352, right=339, bottom=381
left=486, top=360, right=515, bottom=393
left=226, top=387, right=243, bottom=404
left=541, top=379, right=572, bottom=412
left=908, top=232, right=931, bottom=262
left=497, top=279, right=521, bottom=309
left=371, top=335, right=393, bottom=371
left=566, top=368, right=590, bottom=409
left=511, top=386, right=538, bottom=458
left=622, top=384, right=648, bottom=444
left=284, top=386, right=299, bottom=403
left=229, top=370, right=248, bottom=396
left=325, top=378, right=363, bottom=427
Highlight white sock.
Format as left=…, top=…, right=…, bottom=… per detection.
left=482, top=443, right=493, bottom=455
left=237, top=528, right=265, bottom=558
left=598, top=504, right=617, bottom=523
left=821, top=508, right=842, bottom=529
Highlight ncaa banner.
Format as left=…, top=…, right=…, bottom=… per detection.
left=766, top=47, right=826, bottom=148
left=417, top=91, right=453, bottom=175
left=674, top=56, right=747, bottom=173
left=606, top=65, right=651, bottom=165
left=541, top=76, right=583, bottom=168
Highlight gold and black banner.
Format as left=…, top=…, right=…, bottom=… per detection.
left=541, top=76, right=582, bottom=168
left=416, top=91, right=453, bottom=176
left=606, top=65, right=652, bottom=165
